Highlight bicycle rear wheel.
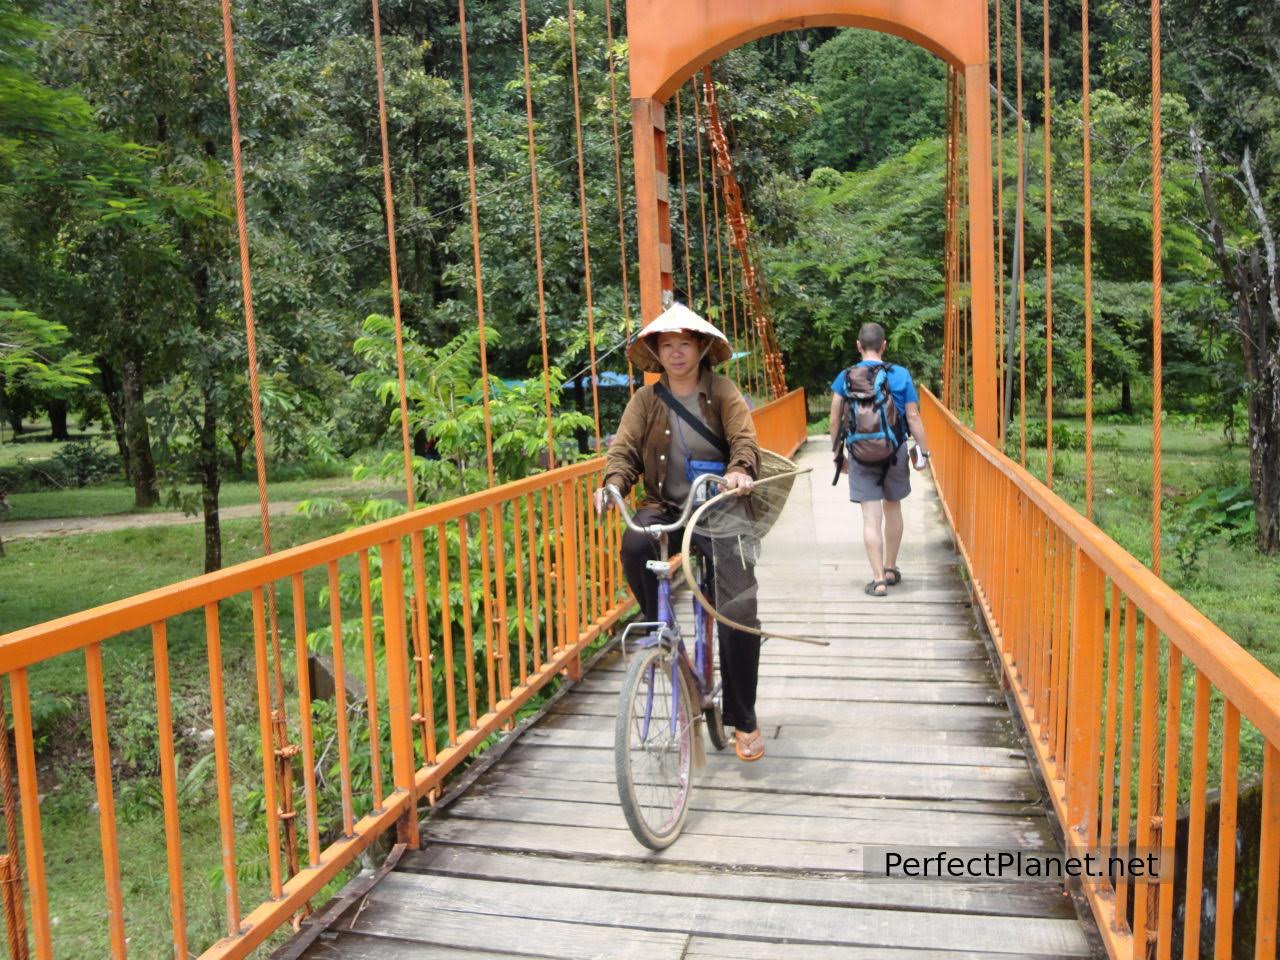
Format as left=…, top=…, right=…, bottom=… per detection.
left=700, top=603, right=729, bottom=751
left=614, top=644, right=694, bottom=849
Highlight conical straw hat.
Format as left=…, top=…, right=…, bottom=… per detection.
left=626, top=302, right=733, bottom=374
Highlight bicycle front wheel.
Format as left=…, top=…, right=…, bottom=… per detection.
left=614, top=644, right=695, bottom=849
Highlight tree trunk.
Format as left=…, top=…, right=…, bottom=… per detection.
left=98, top=362, right=132, bottom=481
left=122, top=348, right=159, bottom=508
left=199, top=394, right=221, bottom=573
left=47, top=398, right=69, bottom=441
left=1191, top=127, right=1279, bottom=553
left=1121, top=377, right=1133, bottom=415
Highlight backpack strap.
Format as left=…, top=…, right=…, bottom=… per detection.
left=654, top=383, right=730, bottom=460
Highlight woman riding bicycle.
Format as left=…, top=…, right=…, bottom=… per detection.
left=593, top=302, right=766, bottom=762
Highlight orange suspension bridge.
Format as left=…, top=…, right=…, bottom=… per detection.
left=0, top=2, right=1277, bottom=959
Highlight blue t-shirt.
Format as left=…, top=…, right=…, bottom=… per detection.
left=831, top=361, right=918, bottom=434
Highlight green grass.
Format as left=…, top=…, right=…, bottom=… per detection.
left=4, top=476, right=394, bottom=522
left=2, top=511, right=363, bottom=957
left=1014, top=415, right=1279, bottom=675
left=0, top=423, right=112, bottom=467
left=1012, top=415, right=1279, bottom=805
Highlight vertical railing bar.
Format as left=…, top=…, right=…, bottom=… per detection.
left=436, top=522, right=458, bottom=745
left=1031, top=511, right=1048, bottom=729
left=1133, top=616, right=1164, bottom=947
left=290, top=574, right=321, bottom=866
left=561, top=479, right=582, bottom=672
left=540, top=487, right=555, bottom=664
left=1156, top=643, right=1182, bottom=954
left=492, top=503, right=512, bottom=704
left=249, top=590, right=284, bottom=898
left=1099, top=582, right=1122, bottom=855
left=526, top=494, right=543, bottom=674
left=9, top=671, right=51, bottom=960
left=357, top=550, right=385, bottom=809
left=1116, top=597, right=1138, bottom=924
left=513, top=495, right=530, bottom=686
left=458, top=514, right=479, bottom=728
left=551, top=483, right=566, bottom=655
left=1254, top=741, right=1279, bottom=959
left=478, top=508, right=497, bottom=713
left=204, top=603, right=241, bottom=935
left=1181, top=670, right=1210, bottom=960
left=326, top=562, right=355, bottom=836
left=1213, top=702, right=1239, bottom=960
left=84, top=643, right=127, bottom=958
left=378, top=538, right=420, bottom=848
left=1066, top=551, right=1103, bottom=842
left=0, top=676, right=27, bottom=960
left=153, top=621, right=192, bottom=951
left=587, top=476, right=601, bottom=624
left=1055, top=529, right=1072, bottom=767
left=410, top=531, right=437, bottom=765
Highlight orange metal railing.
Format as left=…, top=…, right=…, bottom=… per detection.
left=923, top=391, right=1280, bottom=960
left=0, top=388, right=807, bottom=960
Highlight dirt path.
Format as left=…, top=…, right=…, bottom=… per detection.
left=2, top=500, right=318, bottom=541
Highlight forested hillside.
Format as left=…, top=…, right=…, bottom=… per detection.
left=3, top=0, right=1277, bottom=560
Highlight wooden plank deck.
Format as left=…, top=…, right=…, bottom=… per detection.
left=289, top=439, right=1099, bottom=960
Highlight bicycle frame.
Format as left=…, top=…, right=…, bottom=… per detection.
left=606, top=479, right=724, bottom=737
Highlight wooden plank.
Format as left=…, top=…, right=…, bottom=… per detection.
left=540, top=713, right=1020, bottom=748
left=460, top=769, right=1044, bottom=819
left=304, top=931, right=559, bottom=959
left=572, top=676, right=1003, bottom=706
left=684, top=937, right=1071, bottom=960
left=436, top=794, right=1052, bottom=847
left=356, top=872, right=1092, bottom=955
left=594, top=660, right=993, bottom=683
left=305, top=904, right=687, bottom=960
left=399, top=846, right=1077, bottom=920
left=495, top=747, right=1039, bottom=802
left=546, top=695, right=1014, bottom=728
left=509, top=741, right=1033, bottom=783
left=518, top=726, right=1027, bottom=767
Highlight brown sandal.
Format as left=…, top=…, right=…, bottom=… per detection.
left=735, top=728, right=765, bottom=762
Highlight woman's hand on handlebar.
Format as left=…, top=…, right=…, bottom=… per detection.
left=593, top=486, right=615, bottom=516
left=721, top=470, right=754, bottom=497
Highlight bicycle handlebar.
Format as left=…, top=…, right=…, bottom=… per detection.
left=601, top=474, right=723, bottom=537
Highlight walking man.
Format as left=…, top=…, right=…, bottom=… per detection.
left=829, top=322, right=932, bottom=596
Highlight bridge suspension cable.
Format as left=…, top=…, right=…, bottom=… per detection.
left=674, top=92, right=695, bottom=307
left=601, top=0, right=634, bottom=395
left=1150, top=0, right=1164, bottom=578
left=1042, top=0, right=1055, bottom=488
left=1016, top=0, right=1028, bottom=465
left=566, top=0, right=603, bottom=449
left=996, top=0, right=1006, bottom=448
left=517, top=0, right=557, bottom=471
left=1082, top=0, right=1095, bottom=520
left=219, top=0, right=301, bottom=910
left=691, top=81, right=714, bottom=318
left=700, top=85, right=740, bottom=383
left=457, top=0, right=496, bottom=486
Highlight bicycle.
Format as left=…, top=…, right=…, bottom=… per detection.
left=599, top=476, right=732, bottom=850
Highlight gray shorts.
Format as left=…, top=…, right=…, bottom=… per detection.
left=848, top=450, right=911, bottom=503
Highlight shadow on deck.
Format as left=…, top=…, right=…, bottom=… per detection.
left=281, top=440, right=1101, bottom=960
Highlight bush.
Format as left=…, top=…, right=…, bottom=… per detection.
left=1168, top=483, right=1256, bottom=574
left=51, top=438, right=119, bottom=487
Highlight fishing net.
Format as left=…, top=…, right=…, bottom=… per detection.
left=680, top=455, right=831, bottom=648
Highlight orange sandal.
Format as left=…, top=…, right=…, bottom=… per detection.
left=734, top=728, right=765, bottom=762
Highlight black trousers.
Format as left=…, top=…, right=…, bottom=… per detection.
left=620, top=505, right=762, bottom=734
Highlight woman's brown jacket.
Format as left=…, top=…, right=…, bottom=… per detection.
left=602, top=368, right=760, bottom=511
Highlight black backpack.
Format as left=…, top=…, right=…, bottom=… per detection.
left=831, top=363, right=904, bottom=484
